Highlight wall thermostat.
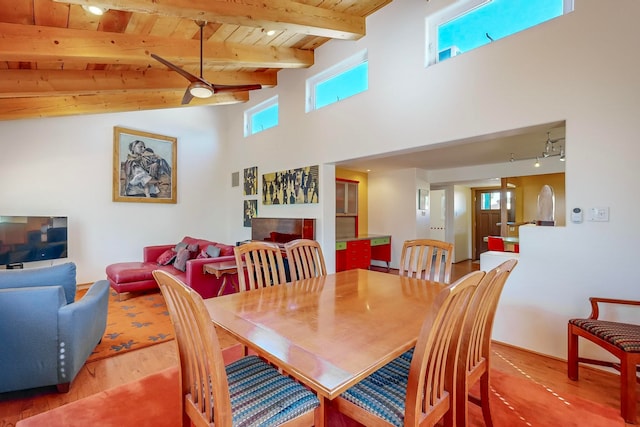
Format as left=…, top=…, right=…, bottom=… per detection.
left=571, top=207, right=583, bottom=223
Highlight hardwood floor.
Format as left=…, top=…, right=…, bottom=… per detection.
left=1, top=260, right=634, bottom=425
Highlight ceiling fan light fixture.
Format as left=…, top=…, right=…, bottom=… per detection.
left=82, top=5, right=108, bottom=15
left=188, top=81, right=213, bottom=98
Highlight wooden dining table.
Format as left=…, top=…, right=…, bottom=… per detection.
left=204, top=269, right=446, bottom=406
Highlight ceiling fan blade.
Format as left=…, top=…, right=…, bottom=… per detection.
left=152, top=23, right=261, bottom=103
left=181, top=88, right=194, bottom=105
left=150, top=53, right=205, bottom=85
left=212, top=84, right=262, bottom=94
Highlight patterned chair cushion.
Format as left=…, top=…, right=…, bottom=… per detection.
left=339, top=349, right=414, bottom=427
left=224, top=355, right=319, bottom=427
left=569, top=319, right=640, bottom=352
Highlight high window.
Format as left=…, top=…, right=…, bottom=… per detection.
left=427, top=0, right=574, bottom=66
left=480, top=190, right=515, bottom=222
left=306, top=50, right=368, bottom=112
left=244, top=96, right=278, bottom=137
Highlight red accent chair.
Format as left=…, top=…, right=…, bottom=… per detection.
left=487, top=236, right=505, bottom=251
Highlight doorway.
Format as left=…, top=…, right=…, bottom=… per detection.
left=473, top=188, right=514, bottom=260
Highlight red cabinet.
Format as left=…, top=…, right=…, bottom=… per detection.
left=345, top=239, right=371, bottom=270
left=336, top=242, right=347, bottom=272
left=336, top=236, right=391, bottom=272
left=370, top=236, right=391, bottom=269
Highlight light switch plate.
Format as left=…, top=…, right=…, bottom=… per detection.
left=588, top=207, right=609, bottom=222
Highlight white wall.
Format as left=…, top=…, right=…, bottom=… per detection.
left=1, top=0, right=639, bottom=363
left=222, top=0, right=640, bottom=361
left=0, top=107, right=229, bottom=284
left=368, top=168, right=420, bottom=268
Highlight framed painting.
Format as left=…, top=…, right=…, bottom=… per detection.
left=244, top=166, right=258, bottom=196
left=244, top=200, right=258, bottom=227
left=113, top=126, right=177, bottom=203
left=262, top=165, right=319, bottom=205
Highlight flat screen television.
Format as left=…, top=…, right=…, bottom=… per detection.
left=0, top=216, right=68, bottom=267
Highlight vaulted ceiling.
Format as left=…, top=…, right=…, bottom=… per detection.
left=0, top=0, right=392, bottom=121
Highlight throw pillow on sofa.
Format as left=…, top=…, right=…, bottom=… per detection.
left=206, top=245, right=221, bottom=258
left=157, top=248, right=177, bottom=265
left=173, top=244, right=199, bottom=272
left=196, top=245, right=222, bottom=259
left=175, top=241, right=188, bottom=252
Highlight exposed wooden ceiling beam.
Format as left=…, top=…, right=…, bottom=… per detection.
left=52, top=0, right=366, bottom=40
left=0, top=90, right=249, bottom=121
left=0, top=69, right=277, bottom=98
left=0, top=23, right=314, bottom=68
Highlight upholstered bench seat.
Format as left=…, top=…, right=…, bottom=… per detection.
left=106, top=262, right=168, bottom=294
left=568, top=319, right=640, bottom=352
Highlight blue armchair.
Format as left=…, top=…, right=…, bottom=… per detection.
left=0, top=262, right=109, bottom=393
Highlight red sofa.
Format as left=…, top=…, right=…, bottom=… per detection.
left=106, top=236, right=237, bottom=299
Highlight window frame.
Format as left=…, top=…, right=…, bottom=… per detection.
left=306, top=49, right=368, bottom=113
left=426, top=0, right=574, bottom=67
left=244, top=95, right=279, bottom=137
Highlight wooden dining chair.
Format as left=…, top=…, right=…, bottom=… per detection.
left=455, top=258, right=518, bottom=427
left=234, top=241, right=288, bottom=292
left=568, top=297, right=640, bottom=424
left=284, top=239, right=327, bottom=281
left=332, top=270, right=486, bottom=427
left=152, top=270, right=320, bottom=427
left=399, top=239, right=455, bottom=283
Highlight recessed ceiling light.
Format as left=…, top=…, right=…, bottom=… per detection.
left=266, top=30, right=276, bottom=36
left=82, top=5, right=108, bottom=16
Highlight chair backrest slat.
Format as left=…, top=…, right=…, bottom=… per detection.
left=404, top=270, right=486, bottom=425
left=234, top=241, right=288, bottom=291
left=284, top=239, right=327, bottom=281
left=400, top=239, right=455, bottom=283
left=455, top=258, right=518, bottom=427
left=153, top=270, right=234, bottom=427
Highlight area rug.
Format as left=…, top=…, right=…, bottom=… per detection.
left=16, top=366, right=181, bottom=427
left=84, top=289, right=174, bottom=362
left=17, top=361, right=625, bottom=426
left=467, top=369, right=625, bottom=427
left=16, top=345, right=244, bottom=427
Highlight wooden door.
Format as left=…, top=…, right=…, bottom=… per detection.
left=474, top=189, right=501, bottom=259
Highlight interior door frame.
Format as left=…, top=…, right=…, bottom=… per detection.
left=472, top=180, right=510, bottom=260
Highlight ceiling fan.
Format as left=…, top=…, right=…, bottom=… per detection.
left=151, top=21, right=262, bottom=105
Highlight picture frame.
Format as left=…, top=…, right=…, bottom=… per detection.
left=244, top=166, right=258, bottom=195
left=113, top=126, right=177, bottom=204
left=243, top=200, right=258, bottom=227
left=262, top=165, right=319, bottom=205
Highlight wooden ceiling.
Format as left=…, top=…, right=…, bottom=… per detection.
left=0, top=0, right=392, bottom=121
